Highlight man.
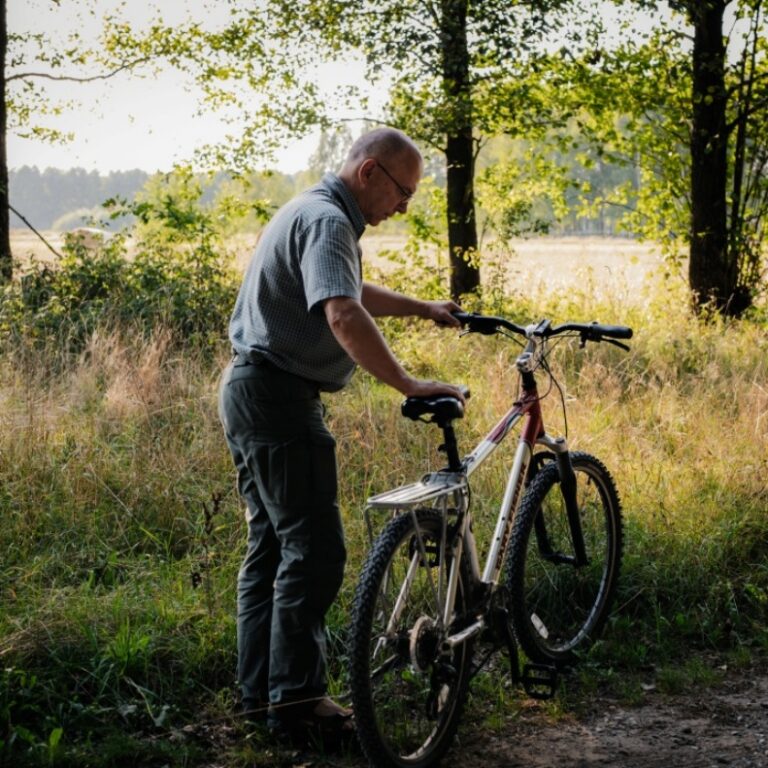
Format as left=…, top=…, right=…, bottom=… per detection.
left=218, top=127, right=465, bottom=743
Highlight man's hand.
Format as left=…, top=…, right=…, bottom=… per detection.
left=402, top=377, right=467, bottom=404
left=423, top=300, right=462, bottom=327
left=324, top=295, right=466, bottom=405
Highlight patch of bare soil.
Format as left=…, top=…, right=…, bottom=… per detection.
left=199, top=669, right=768, bottom=767
left=457, top=670, right=768, bottom=768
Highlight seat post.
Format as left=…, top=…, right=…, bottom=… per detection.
left=437, top=420, right=462, bottom=472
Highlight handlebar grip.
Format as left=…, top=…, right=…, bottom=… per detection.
left=452, top=311, right=524, bottom=335
left=451, top=311, right=498, bottom=335
left=591, top=324, right=633, bottom=340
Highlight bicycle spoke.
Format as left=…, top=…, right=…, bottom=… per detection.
left=350, top=510, right=473, bottom=766
left=508, top=453, right=623, bottom=665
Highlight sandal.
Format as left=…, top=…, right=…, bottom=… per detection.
left=240, top=697, right=269, bottom=725
left=268, top=697, right=355, bottom=750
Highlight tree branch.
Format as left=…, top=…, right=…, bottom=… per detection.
left=725, top=65, right=768, bottom=96
left=8, top=204, right=65, bottom=260
left=725, top=92, right=768, bottom=134
left=6, top=57, right=150, bottom=85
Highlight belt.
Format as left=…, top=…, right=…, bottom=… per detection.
left=230, top=349, right=321, bottom=394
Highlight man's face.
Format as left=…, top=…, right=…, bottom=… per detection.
left=360, top=151, right=422, bottom=226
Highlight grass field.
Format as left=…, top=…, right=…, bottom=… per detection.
left=1, top=231, right=766, bottom=766
left=11, top=229, right=667, bottom=295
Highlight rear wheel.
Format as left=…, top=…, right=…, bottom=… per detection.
left=506, top=452, right=623, bottom=666
left=349, top=510, right=473, bottom=768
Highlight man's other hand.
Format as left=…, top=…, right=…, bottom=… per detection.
left=424, top=300, right=462, bottom=327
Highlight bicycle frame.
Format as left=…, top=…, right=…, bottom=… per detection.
left=364, top=328, right=578, bottom=648
left=350, top=314, right=631, bottom=766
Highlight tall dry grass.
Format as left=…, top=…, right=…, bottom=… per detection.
left=1, top=266, right=767, bottom=765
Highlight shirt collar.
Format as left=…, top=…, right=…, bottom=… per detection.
left=322, top=172, right=366, bottom=239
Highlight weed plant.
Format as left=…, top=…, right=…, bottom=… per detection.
left=1, top=245, right=767, bottom=765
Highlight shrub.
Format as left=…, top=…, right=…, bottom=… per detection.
left=1, top=168, right=244, bottom=359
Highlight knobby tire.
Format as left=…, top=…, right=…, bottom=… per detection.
left=349, top=510, right=473, bottom=768
left=506, top=452, right=623, bottom=666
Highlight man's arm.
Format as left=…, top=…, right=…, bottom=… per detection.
left=324, top=296, right=465, bottom=401
left=361, top=282, right=461, bottom=326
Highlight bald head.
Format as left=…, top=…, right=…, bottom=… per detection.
left=337, top=127, right=423, bottom=226
left=343, top=128, right=422, bottom=168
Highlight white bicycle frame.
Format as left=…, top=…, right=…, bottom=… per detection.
left=363, top=327, right=570, bottom=650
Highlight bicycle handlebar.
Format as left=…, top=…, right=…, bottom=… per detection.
left=452, top=312, right=633, bottom=346
left=452, top=311, right=524, bottom=335
left=554, top=322, right=633, bottom=340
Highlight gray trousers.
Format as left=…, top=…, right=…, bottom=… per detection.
left=218, top=355, right=346, bottom=713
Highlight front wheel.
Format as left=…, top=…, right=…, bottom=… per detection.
left=506, top=452, right=623, bottom=666
left=348, top=510, right=473, bottom=768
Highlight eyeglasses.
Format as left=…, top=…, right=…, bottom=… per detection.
left=377, top=160, right=415, bottom=203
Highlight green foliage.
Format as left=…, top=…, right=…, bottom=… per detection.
left=12, top=0, right=768, bottom=313
left=554, top=26, right=693, bottom=248
left=315, top=0, right=576, bottom=147
left=6, top=18, right=89, bottom=145
left=1, top=168, right=243, bottom=356
left=2, top=254, right=768, bottom=763
left=476, top=137, right=574, bottom=240
left=99, top=8, right=330, bottom=172
left=365, top=178, right=451, bottom=299
left=0, top=326, right=239, bottom=765
left=542, top=3, right=768, bottom=308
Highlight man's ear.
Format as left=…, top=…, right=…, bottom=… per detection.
left=359, top=158, right=377, bottom=187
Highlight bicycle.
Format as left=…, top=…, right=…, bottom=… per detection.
left=347, top=311, right=633, bottom=768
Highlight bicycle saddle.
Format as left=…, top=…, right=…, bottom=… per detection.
left=401, top=395, right=465, bottom=422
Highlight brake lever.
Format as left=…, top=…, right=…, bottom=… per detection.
left=603, top=338, right=631, bottom=352
left=578, top=332, right=630, bottom=352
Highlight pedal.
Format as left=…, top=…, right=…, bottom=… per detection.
left=521, top=663, right=558, bottom=700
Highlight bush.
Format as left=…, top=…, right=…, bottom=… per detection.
left=1, top=172, right=242, bottom=359
left=2, top=225, right=768, bottom=765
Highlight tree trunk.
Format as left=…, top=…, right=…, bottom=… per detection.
left=445, top=133, right=478, bottom=300
left=687, top=0, right=737, bottom=313
left=441, top=0, right=479, bottom=301
left=0, top=0, right=11, bottom=283
left=725, top=5, right=761, bottom=311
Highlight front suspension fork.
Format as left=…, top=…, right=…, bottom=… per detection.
left=555, top=450, right=588, bottom=567
left=533, top=436, right=588, bottom=568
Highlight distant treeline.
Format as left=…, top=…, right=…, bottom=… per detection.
left=10, top=162, right=630, bottom=237
left=10, top=166, right=151, bottom=230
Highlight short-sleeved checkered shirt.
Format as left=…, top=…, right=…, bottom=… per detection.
left=229, top=173, right=366, bottom=391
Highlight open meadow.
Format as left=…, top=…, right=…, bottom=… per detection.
left=10, top=229, right=668, bottom=297
left=1, top=232, right=766, bottom=766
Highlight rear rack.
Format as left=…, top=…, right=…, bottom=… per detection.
left=366, top=471, right=466, bottom=509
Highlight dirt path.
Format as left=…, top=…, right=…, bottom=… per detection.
left=457, top=670, right=768, bottom=768
left=228, top=669, right=768, bottom=767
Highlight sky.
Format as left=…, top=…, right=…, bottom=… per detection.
left=8, top=1, right=705, bottom=178
left=7, top=0, right=372, bottom=175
